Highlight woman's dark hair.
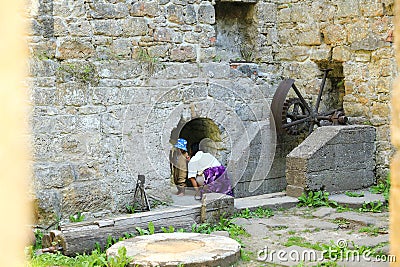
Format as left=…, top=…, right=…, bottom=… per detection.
left=190, top=142, right=200, bottom=157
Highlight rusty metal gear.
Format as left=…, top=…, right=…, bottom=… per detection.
left=271, top=69, right=348, bottom=136
left=281, top=98, right=310, bottom=135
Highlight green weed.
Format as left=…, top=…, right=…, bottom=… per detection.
left=135, top=221, right=155, bottom=236
left=284, top=236, right=323, bottom=251
left=125, top=204, right=136, bottom=214
left=298, top=191, right=338, bottom=208
left=370, top=174, right=390, bottom=202
left=332, top=218, right=350, bottom=227
left=359, top=226, right=385, bottom=236
left=33, top=229, right=44, bottom=250
left=192, top=216, right=249, bottom=244
left=359, top=201, right=385, bottom=213
left=234, top=207, right=274, bottom=219
left=69, top=212, right=85, bottom=223
left=28, top=246, right=131, bottom=267
left=57, top=62, right=99, bottom=85
left=240, top=249, right=253, bottom=262
left=345, top=191, right=365, bottom=197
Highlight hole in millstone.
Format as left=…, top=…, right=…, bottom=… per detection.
left=146, top=239, right=205, bottom=253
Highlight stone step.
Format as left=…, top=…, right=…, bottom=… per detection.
left=328, top=190, right=386, bottom=209
left=234, top=192, right=299, bottom=212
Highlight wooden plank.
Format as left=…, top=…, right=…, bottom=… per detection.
left=95, top=220, right=115, bottom=228
left=58, top=206, right=202, bottom=256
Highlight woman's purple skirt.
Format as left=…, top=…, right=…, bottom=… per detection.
left=203, top=165, right=234, bottom=197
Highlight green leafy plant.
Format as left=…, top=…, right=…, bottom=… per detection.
left=240, top=249, right=253, bottom=262
left=57, top=62, right=99, bottom=85
left=150, top=199, right=167, bottom=209
left=135, top=47, right=160, bottom=76
left=370, top=174, right=390, bottom=202
left=69, top=212, right=85, bottom=223
left=298, top=191, right=338, bottom=208
left=336, top=204, right=352, bottom=213
left=332, top=218, right=350, bottom=227
left=135, top=227, right=149, bottom=236
left=33, top=229, right=44, bottom=250
left=359, top=226, right=385, bottom=236
left=234, top=207, right=274, bottom=219
left=192, top=216, right=249, bottom=244
left=345, top=191, right=365, bottom=197
left=284, top=236, right=323, bottom=251
left=107, top=246, right=132, bottom=267
left=313, top=261, right=339, bottom=267
left=106, top=235, right=118, bottom=250
left=126, top=204, right=136, bottom=214
left=161, top=226, right=175, bottom=233
left=148, top=222, right=155, bottom=235
left=212, top=54, right=222, bottom=62
left=240, top=44, right=254, bottom=62
left=28, top=246, right=132, bottom=267
left=135, top=222, right=155, bottom=236
left=359, top=201, right=385, bottom=213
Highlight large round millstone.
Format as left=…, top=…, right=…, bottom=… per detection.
left=106, top=232, right=241, bottom=267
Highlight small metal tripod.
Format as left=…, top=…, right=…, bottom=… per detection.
left=133, top=175, right=150, bottom=212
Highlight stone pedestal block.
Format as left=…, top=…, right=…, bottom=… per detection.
left=286, top=125, right=376, bottom=197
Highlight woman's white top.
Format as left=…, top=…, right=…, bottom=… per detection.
left=188, top=151, right=221, bottom=179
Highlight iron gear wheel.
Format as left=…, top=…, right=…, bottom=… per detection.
left=281, top=98, right=310, bottom=135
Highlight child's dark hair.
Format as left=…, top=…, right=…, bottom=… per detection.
left=191, top=143, right=200, bottom=157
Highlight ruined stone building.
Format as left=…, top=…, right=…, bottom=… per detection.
left=28, top=0, right=396, bottom=226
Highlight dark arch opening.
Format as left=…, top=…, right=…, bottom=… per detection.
left=169, top=117, right=222, bottom=189
left=178, top=118, right=221, bottom=155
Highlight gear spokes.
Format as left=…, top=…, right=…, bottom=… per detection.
left=282, top=98, right=310, bottom=135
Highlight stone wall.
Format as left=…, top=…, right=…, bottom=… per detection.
left=27, top=0, right=396, bottom=225
left=274, top=0, right=396, bottom=179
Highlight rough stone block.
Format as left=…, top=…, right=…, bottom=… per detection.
left=286, top=125, right=377, bottom=196
left=256, top=2, right=277, bottom=23
left=286, top=185, right=305, bottom=198
left=92, top=19, right=123, bottom=36
left=336, top=0, right=360, bottom=18
left=153, top=27, right=174, bottom=42
left=170, top=45, right=197, bottom=62
left=322, top=24, right=346, bottom=45
left=167, top=4, right=184, bottom=24
left=33, top=189, right=62, bottom=225
left=203, top=193, right=234, bottom=223
left=56, top=39, right=95, bottom=59
left=69, top=20, right=92, bottom=37
left=89, top=2, right=129, bottom=19
left=122, top=18, right=148, bottom=36
left=332, top=46, right=351, bottom=62
left=198, top=3, right=215, bottom=24
left=130, top=1, right=159, bottom=17
left=35, top=164, right=75, bottom=190
left=29, top=58, right=58, bottom=77
left=185, top=5, right=197, bottom=25
left=61, top=181, right=113, bottom=215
